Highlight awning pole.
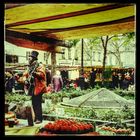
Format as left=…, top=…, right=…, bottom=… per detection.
left=81, top=38, right=84, bottom=75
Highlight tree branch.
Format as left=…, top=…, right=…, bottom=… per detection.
left=108, top=35, right=115, bottom=40
left=101, top=37, right=105, bottom=48
left=105, top=36, right=109, bottom=47
left=108, top=51, right=120, bottom=62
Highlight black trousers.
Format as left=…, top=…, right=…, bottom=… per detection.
left=32, top=93, right=43, bottom=122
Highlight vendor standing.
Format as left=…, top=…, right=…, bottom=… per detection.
left=18, top=51, right=47, bottom=124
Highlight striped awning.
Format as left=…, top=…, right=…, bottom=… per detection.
left=5, top=3, right=136, bottom=52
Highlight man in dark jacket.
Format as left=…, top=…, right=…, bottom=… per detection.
left=112, top=71, right=119, bottom=89
left=90, top=68, right=96, bottom=88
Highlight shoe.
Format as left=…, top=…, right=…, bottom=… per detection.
left=35, top=120, right=42, bottom=124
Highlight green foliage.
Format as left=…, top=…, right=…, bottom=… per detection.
left=97, top=127, right=114, bottom=136
left=103, top=68, right=112, bottom=80
left=97, top=108, right=134, bottom=122
left=5, top=92, right=31, bottom=104
left=86, top=37, right=101, bottom=51
left=64, top=107, right=97, bottom=119
left=120, top=106, right=134, bottom=120
left=5, top=89, right=134, bottom=123
left=63, top=106, right=134, bottom=123
left=123, top=32, right=135, bottom=39
left=43, top=87, right=93, bottom=101
left=68, top=39, right=80, bottom=47
left=43, top=93, right=54, bottom=99
left=113, top=88, right=135, bottom=100
left=94, top=84, right=101, bottom=89
left=43, top=102, right=55, bottom=114
left=100, top=110, right=121, bottom=122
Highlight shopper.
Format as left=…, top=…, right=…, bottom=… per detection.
left=90, top=68, right=96, bottom=88
left=52, top=70, right=63, bottom=92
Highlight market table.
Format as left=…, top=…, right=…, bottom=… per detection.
left=5, top=119, right=134, bottom=136
left=5, top=119, right=100, bottom=136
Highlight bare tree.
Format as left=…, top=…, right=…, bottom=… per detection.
left=83, top=38, right=100, bottom=66
left=67, top=39, right=80, bottom=65
left=108, top=33, right=135, bottom=67
left=100, top=35, right=114, bottom=84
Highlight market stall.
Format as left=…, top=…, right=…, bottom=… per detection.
left=4, top=3, right=135, bottom=136
left=5, top=87, right=135, bottom=136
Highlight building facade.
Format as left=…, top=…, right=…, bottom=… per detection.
left=5, top=40, right=135, bottom=68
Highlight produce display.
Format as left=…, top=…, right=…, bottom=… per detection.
left=5, top=111, right=19, bottom=126
left=37, top=119, right=94, bottom=134
left=99, top=126, right=132, bottom=136
left=5, top=89, right=134, bottom=136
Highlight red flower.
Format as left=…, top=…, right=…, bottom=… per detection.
left=71, top=125, right=77, bottom=132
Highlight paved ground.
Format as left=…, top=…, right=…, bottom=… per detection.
left=5, top=119, right=53, bottom=135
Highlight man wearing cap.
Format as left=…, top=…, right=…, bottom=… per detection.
left=18, top=50, right=47, bottom=124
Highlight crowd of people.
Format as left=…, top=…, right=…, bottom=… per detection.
left=111, top=69, right=134, bottom=90
left=71, top=68, right=135, bottom=91
left=5, top=67, right=135, bottom=94
left=5, top=50, right=135, bottom=125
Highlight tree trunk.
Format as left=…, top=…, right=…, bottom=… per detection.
left=102, top=47, right=107, bottom=85
left=103, top=48, right=107, bottom=73
left=101, top=36, right=109, bottom=86
left=117, top=53, right=123, bottom=67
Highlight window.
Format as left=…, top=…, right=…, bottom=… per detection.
left=6, top=54, right=18, bottom=63
left=62, top=48, right=65, bottom=59
left=68, top=48, right=71, bottom=60
left=75, top=50, right=78, bottom=60
left=26, top=51, right=31, bottom=60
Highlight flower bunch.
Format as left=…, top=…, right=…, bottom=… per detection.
left=100, top=126, right=132, bottom=135
left=43, top=119, right=94, bottom=134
